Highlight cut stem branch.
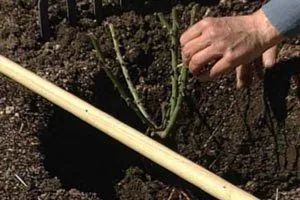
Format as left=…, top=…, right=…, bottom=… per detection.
left=88, top=33, right=149, bottom=126
left=170, top=8, right=179, bottom=115
left=108, top=24, right=158, bottom=129
left=158, top=67, right=187, bottom=138
left=158, top=9, right=179, bottom=118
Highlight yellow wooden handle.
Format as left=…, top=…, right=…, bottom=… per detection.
left=0, top=55, right=259, bottom=200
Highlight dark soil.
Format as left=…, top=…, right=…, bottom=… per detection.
left=0, top=0, right=299, bottom=199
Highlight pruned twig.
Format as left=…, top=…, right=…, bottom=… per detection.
left=170, top=8, right=179, bottom=115
left=108, top=24, right=159, bottom=129
left=88, top=33, right=150, bottom=126
left=158, top=9, right=179, bottom=117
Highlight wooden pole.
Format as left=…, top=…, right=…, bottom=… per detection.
left=0, top=55, right=259, bottom=200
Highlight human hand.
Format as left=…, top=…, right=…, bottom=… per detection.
left=180, top=9, right=284, bottom=88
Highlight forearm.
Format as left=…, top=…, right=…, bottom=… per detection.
left=262, top=0, right=300, bottom=38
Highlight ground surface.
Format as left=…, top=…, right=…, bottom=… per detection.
left=0, top=0, right=299, bottom=199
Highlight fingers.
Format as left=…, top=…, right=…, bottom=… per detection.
left=188, top=46, right=221, bottom=75
left=180, top=19, right=208, bottom=46
left=197, top=57, right=233, bottom=81
left=262, top=46, right=277, bottom=68
left=236, top=64, right=253, bottom=89
left=181, top=35, right=211, bottom=65
left=210, top=57, right=235, bottom=78
left=236, top=46, right=277, bottom=89
left=254, top=46, right=277, bottom=80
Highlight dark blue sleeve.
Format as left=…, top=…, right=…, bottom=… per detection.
left=262, top=0, right=300, bottom=37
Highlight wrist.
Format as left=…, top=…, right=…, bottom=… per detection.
left=251, top=9, right=284, bottom=49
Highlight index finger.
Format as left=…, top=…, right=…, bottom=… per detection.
left=180, top=20, right=206, bottom=46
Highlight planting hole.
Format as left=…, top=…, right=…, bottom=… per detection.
left=39, top=72, right=146, bottom=198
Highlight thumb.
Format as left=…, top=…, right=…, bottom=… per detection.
left=262, top=46, right=277, bottom=68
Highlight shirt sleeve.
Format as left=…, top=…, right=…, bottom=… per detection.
left=262, top=0, right=300, bottom=38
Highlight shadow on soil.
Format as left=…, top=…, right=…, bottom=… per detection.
left=263, top=57, right=300, bottom=171
left=38, top=72, right=215, bottom=199
left=264, top=57, right=300, bottom=125
left=38, top=72, right=146, bottom=198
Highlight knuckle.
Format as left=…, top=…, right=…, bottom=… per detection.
left=202, top=17, right=214, bottom=27
left=225, top=51, right=237, bottom=64
left=217, top=40, right=226, bottom=49
left=207, top=28, right=217, bottom=39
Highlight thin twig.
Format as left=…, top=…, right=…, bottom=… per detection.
left=14, top=174, right=28, bottom=187
left=275, top=188, right=279, bottom=200
left=203, top=8, right=211, bottom=18
left=190, top=4, right=199, bottom=25
left=180, top=190, right=191, bottom=200
left=18, top=123, right=24, bottom=134
left=88, top=33, right=150, bottom=126
left=167, top=188, right=176, bottom=200
left=177, top=63, right=184, bottom=68
left=157, top=13, right=171, bottom=32
left=108, top=24, right=158, bottom=129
